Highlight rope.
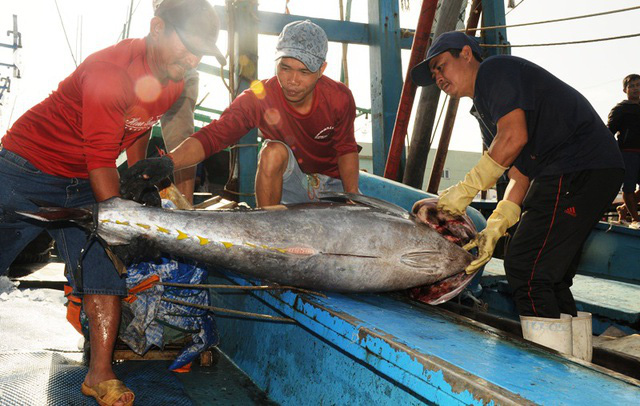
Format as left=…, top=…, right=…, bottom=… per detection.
left=468, top=5, right=640, bottom=33
left=159, top=281, right=326, bottom=297
left=161, top=297, right=296, bottom=323
left=481, top=32, right=640, bottom=48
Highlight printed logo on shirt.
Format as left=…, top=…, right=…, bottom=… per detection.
left=314, top=126, right=334, bottom=140
left=564, top=206, right=577, bottom=217
left=125, top=114, right=163, bottom=132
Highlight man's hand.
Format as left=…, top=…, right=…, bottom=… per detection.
left=437, top=152, right=508, bottom=216
left=462, top=199, right=521, bottom=274
left=120, top=155, right=174, bottom=205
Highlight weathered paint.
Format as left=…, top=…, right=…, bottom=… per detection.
left=480, top=0, right=509, bottom=58
left=210, top=271, right=640, bottom=405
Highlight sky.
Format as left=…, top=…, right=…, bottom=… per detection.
left=1, top=0, right=639, bottom=154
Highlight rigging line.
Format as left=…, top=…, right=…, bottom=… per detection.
left=463, top=5, right=640, bottom=33
left=53, top=0, right=78, bottom=67
left=505, top=0, right=525, bottom=16
left=481, top=32, right=640, bottom=48
left=429, top=94, right=449, bottom=147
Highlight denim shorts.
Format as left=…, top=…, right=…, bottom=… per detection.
left=621, top=150, right=640, bottom=193
left=0, top=148, right=127, bottom=296
left=260, top=139, right=344, bottom=204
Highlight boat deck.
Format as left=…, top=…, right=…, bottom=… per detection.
left=0, top=262, right=274, bottom=405
left=210, top=269, right=640, bottom=405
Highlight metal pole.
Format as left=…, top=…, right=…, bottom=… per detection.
left=382, top=0, right=438, bottom=181
left=402, top=0, right=466, bottom=189
left=427, top=0, right=483, bottom=194
left=368, top=0, right=403, bottom=176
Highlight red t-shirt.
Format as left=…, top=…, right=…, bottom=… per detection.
left=2, top=38, right=184, bottom=178
left=192, top=76, right=357, bottom=179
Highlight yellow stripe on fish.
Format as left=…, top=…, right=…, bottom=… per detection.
left=156, top=226, right=170, bottom=234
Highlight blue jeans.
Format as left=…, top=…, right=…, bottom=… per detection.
left=261, top=139, right=345, bottom=204
left=0, top=149, right=127, bottom=296
left=621, top=150, right=640, bottom=193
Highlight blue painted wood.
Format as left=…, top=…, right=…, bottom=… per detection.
left=213, top=6, right=414, bottom=49
left=480, top=0, right=509, bottom=57
left=579, top=223, right=640, bottom=283
left=209, top=271, right=640, bottom=405
left=232, top=2, right=258, bottom=207
left=359, top=171, right=487, bottom=232
left=368, top=0, right=404, bottom=175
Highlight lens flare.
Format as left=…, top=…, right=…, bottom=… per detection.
left=250, top=80, right=266, bottom=100
left=135, top=75, right=162, bottom=102
left=264, top=108, right=281, bottom=126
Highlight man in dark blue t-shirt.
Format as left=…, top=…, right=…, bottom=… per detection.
left=607, top=74, right=640, bottom=227
left=411, top=31, right=623, bottom=358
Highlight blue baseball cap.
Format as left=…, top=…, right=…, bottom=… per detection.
left=411, top=31, right=482, bottom=86
left=275, top=20, right=328, bottom=72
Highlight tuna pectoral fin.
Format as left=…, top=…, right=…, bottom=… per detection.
left=104, top=246, right=128, bottom=276
left=400, top=251, right=440, bottom=268
left=410, top=271, right=476, bottom=305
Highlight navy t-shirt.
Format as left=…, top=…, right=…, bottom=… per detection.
left=472, top=55, right=623, bottom=178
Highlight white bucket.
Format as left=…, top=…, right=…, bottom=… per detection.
left=572, top=311, right=593, bottom=362
left=520, top=314, right=573, bottom=355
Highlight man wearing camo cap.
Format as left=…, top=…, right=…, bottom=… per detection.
left=122, top=20, right=360, bottom=207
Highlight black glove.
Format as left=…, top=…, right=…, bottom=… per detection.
left=110, top=237, right=163, bottom=267
left=120, top=156, right=174, bottom=205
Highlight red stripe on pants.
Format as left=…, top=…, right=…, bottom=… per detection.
left=527, top=175, right=563, bottom=316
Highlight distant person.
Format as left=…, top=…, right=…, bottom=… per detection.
left=607, top=74, right=640, bottom=228
left=121, top=20, right=359, bottom=207
left=159, top=68, right=199, bottom=203
left=411, top=31, right=623, bottom=358
left=0, top=0, right=224, bottom=404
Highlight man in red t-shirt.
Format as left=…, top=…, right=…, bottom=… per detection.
left=124, top=20, right=360, bottom=207
left=0, top=0, right=224, bottom=404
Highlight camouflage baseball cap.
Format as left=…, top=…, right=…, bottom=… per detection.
left=275, top=20, right=328, bottom=72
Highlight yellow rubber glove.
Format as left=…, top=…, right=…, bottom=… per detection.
left=462, top=199, right=521, bottom=274
left=437, top=152, right=508, bottom=216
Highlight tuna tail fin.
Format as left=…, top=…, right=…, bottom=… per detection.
left=17, top=206, right=93, bottom=226
left=318, top=192, right=410, bottom=219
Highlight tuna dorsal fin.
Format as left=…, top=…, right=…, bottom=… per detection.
left=400, top=251, right=439, bottom=268
left=318, top=192, right=409, bottom=219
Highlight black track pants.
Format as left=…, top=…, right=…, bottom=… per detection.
left=504, top=168, right=624, bottom=318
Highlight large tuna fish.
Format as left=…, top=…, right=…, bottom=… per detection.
left=18, top=193, right=474, bottom=296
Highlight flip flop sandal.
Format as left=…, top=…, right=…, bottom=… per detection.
left=81, top=379, right=135, bottom=406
